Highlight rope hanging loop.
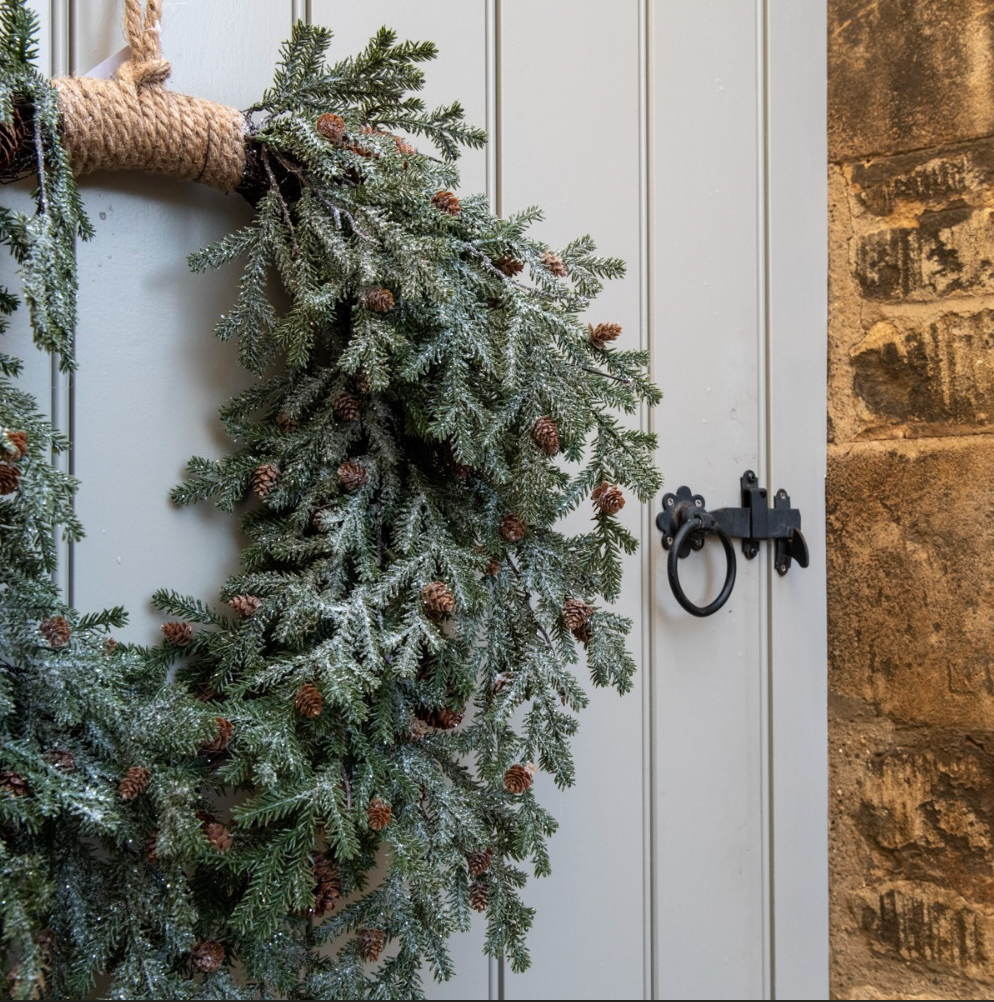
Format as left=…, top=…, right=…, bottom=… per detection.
left=52, top=0, right=247, bottom=192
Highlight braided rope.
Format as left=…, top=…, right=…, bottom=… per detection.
left=52, top=0, right=246, bottom=192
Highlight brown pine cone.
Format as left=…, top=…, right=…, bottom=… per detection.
left=0, top=771, right=30, bottom=798
left=500, top=514, right=527, bottom=543
left=0, top=462, right=20, bottom=495
left=363, top=286, right=395, bottom=312
left=119, top=766, right=151, bottom=800
left=312, top=853, right=342, bottom=916
left=469, top=877, right=489, bottom=912
left=275, top=413, right=299, bottom=433
left=44, top=748, right=76, bottom=772
left=367, top=797, right=392, bottom=831
left=161, top=621, right=193, bottom=647
left=4, top=430, right=27, bottom=458
left=532, top=416, right=560, bottom=456
left=562, top=598, right=592, bottom=633
left=432, top=189, right=461, bottom=216
left=39, top=615, right=71, bottom=648
left=503, top=762, right=536, bottom=795
left=592, top=481, right=626, bottom=515
left=203, top=717, right=234, bottom=753
left=409, top=717, right=429, bottom=741
left=338, top=461, right=369, bottom=491
left=191, top=940, right=225, bottom=974
left=429, top=706, right=464, bottom=730
left=438, top=439, right=471, bottom=480
left=484, top=556, right=502, bottom=577
left=295, top=683, right=324, bottom=718
left=228, top=594, right=261, bottom=618
left=421, top=580, right=455, bottom=618
left=467, top=848, right=493, bottom=877
left=204, top=821, right=233, bottom=853
left=394, top=135, right=417, bottom=156
left=495, top=255, right=524, bottom=277
left=541, top=251, right=568, bottom=277
left=252, top=462, right=280, bottom=498
left=145, top=831, right=159, bottom=865
left=105, top=637, right=118, bottom=655
left=34, top=929, right=57, bottom=957
left=493, top=672, right=511, bottom=695
left=317, top=112, right=347, bottom=145
left=573, top=622, right=592, bottom=648
left=333, top=390, right=361, bottom=422
left=358, top=927, right=387, bottom=963
left=355, top=372, right=371, bottom=396
left=588, top=322, right=623, bottom=349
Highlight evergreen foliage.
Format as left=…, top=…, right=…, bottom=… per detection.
left=0, top=7, right=661, bottom=998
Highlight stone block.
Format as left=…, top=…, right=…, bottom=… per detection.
left=828, top=436, right=994, bottom=729
left=830, top=0, right=994, bottom=161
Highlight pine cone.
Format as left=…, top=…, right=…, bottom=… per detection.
left=338, top=461, right=368, bottom=491
left=355, top=371, right=371, bottom=396
left=592, top=481, right=626, bottom=515
left=191, top=940, right=225, bottom=974
left=145, top=831, right=159, bottom=865
left=317, top=112, right=347, bottom=145
left=467, top=848, right=493, bottom=877
left=312, top=853, right=342, bottom=916
left=0, top=462, right=20, bottom=495
left=44, top=749, right=76, bottom=772
left=367, top=797, right=392, bottom=831
left=503, top=762, right=536, bottom=795
left=119, top=766, right=151, bottom=800
left=541, top=251, right=567, bottom=277
left=423, top=706, right=464, bottom=730
left=275, top=412, right=299, bottom=433
left=252, top=462, right=280, bottom=498
left=34, top=929, right=57, bottom=957
left=0, top=771, right=30, bottom=798
left=333, top=390, right=361, bottom=422
left=204, top=821, right=233, bottom=852
left=409, top=718, right=429, bottom=741
left=295, top=683, right=324, bottom=718
left=432, top=189, right=461, bottom=216
left=358, top=927, right=387, bottom=963
left=161, top=621, right=193, bottom=647
left=421, top=580, right=455, bottom=618
left=493, top=672, right=511, bottom=694
left=203, top=717, right=234, bottom=753
left=4, top=430, right=27, bottom=458
left=484, top=556, right=502, bottom=577
left=438, top=439, right=471, bottom=479
left=363, top=286, right=395, bottom=312
left=588, top=322, right=623, bottom=349
left=573, top=622, right=592, bottom=648
left=532, top=416, right=560, bottom=456
left=562, top=598, right=592, bottom=633
left=39, top=615, right=71, bottom=648
left=229, top=594, right=261, bottom=618
left=495, top=255, right=524, bottom=277
left=500, top=514, right=527, bottom=543
left=469, top=877, right=489, bottom=912
left=105, top=636, right=118, bottom=655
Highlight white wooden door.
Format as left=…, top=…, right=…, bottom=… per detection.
left=12, top=2, right=827, bottom=999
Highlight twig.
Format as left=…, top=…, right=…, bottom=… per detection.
left=32, top=119, right=48, bottom=215
left=460, top=242, right=588, bottom=307
left=504, top=554, right=557, bottom=655
left=340, top=765, right=352, bottom=810
left=577, top=365, right=635, bottom=387
left=261, top=149, right=299, bottom=253
left=270, top=151, right=380, bottom=246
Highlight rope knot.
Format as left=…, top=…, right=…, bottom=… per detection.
left=117, top=0, right=170, bottom=90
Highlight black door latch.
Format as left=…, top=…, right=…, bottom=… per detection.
left=655, top=470, right=809, bottom=617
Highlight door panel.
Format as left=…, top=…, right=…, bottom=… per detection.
left=499, top=2, right=649, bottom=1000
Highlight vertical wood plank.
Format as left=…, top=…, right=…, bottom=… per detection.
left=499, top=3, right=648, bottom=999
left=766, top=3, right=829, bottom=999
left=70, top=0, right=293, bottom=642
left=650, top=1, right=767, bottom=998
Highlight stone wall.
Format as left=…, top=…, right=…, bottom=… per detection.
left=829, top=2, right=994, bottom=998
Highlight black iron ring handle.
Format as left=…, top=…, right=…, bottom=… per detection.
left=666, top=515, right=738, bottom=617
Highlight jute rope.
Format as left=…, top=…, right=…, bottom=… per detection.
left=53, top=0, right=246, bottom=192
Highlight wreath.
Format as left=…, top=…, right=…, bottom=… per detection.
left=0, top=1, right=661, bottom=998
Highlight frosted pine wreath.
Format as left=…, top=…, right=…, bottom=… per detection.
left=0, top=1, right=661, bottom=998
